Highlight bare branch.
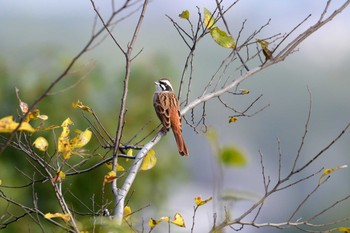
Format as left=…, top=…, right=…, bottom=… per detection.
left=275, top=0, right=350, bottom=60
left=292, top=87, right=312, bottom=172
left=112, top=0, right=150, bottom=223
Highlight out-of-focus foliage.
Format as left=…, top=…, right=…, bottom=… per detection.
left=0, top=52, right=185, bottom=232
left=206, top=128, right=248, bottom=167
left=219, top=146, right=247, bottom=167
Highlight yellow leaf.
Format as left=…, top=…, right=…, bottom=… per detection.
left=194, top=196, right=202, bottom=205
left=149, top=216, right=170, bottom=229
left=194, top=196, right=213, bottom=206
left=70, top=129, right=92, bottom=149
left=25, top=109, right=48, bottom=122
left=60, top=118, right=73, bottom=139
left=124, top=206, right=131, bottom=220
left=44, top=212, right=70, bottom=222
left=72, top=100, right=93, bottom=113
left=0, top=116, right=35, bottom=133
left=105, top=161, right=124, bottom=171
left=149, top=218, right=158, bottom=229
left=104, top=171, right=117, bottom=183
left=59, top=170, right=66, bottom=180
left=63, top=151, right=72, bottom=160
left=170, top=213, right=185, bottom=227
left=179, top=10, right=190, bottom=20
left=204, top=8, right=215, bottom=29
left=105, top=161, right=112, bottom=170
left=58, top=118, right=74, bottom=158
left=210, top=27, right=235, bottom=48
left=257, top=39, right=268, bottom=49
left=319, top=165, right=348, bottom=185
left=57, top=137, right=69, bottom=152
left=51, top=170, right=66, bottom=183
left=58, top=135, right=72, bottom=157
left=25, top=109, right=39, bottom=122
left=0, top=179, right=2, bottom=185
left=61, top=117, right=74, bottom=128
left=338, top=227, right=350, bottom=232
left=117, top=164, right=125, bottom=171
left=140, top=150, right=157, bottom=171
left=57, top=119, right=91, bottom=159
left=18, top=122, right=36, bottom=132
left=240, top=89, right=250, bottom=95
left=324, top=168, right=333, bottom=175
left=127, top=149, right=133, bottom=156
left=33, top=136, right=49, bottom=152
left=228, top=117, right=238, bottom=123
left=257, top=39, right=273, bottom=60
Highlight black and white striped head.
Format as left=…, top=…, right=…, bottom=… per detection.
left=154, top=78, right=174, bottom=93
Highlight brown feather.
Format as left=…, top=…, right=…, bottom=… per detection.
left=153, top=91, right=189, bottom=156
left=172, top=127, right=188, bottom=156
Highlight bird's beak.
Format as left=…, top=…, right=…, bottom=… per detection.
left=154, top=81, right=159, bottom=85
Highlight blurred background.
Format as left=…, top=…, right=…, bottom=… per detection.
left=1, top=0, right=350, bottom=232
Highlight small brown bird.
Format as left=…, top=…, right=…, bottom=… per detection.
left=153, top=78, right=189, bottom=156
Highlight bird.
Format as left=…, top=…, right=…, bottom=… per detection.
left=153, top=78, right=189, bottom=156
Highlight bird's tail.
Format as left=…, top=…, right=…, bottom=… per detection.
left=172, top=129, right=189, bottom=156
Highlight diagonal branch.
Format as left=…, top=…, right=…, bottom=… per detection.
left=275, top=0, right=350, bottom=61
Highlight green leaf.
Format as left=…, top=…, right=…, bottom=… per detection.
left=219, top=146, right=247, bottom=167
left=210, top=27, right=236, bottom=48
left=204, top=8, right=215, bottom=29
left=179, top=10, right=190, bottom=20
